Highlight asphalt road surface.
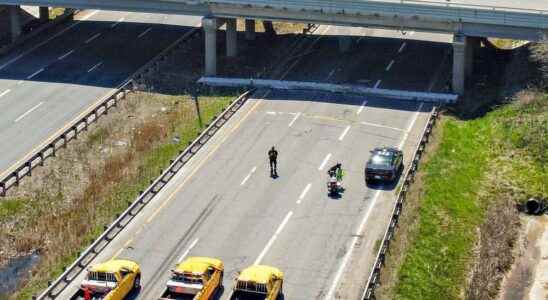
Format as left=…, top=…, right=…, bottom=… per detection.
left=56, top=24, right=448, bottom=299
left=0, top=10, right=200, bottom=184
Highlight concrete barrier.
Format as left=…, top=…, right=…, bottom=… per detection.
left=198, top=77, right=459, bottom=103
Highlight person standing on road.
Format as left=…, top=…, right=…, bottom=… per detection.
left=268, top=146, right=278, bottom=176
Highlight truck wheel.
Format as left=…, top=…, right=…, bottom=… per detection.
left=134, top=274, right=141, bottom=289
left=220, top=271, right=224, bottom=287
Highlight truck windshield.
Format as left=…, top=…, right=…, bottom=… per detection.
left=87, top=272, right=117, bottom=283
left=171, top=273, right=203, bottom=285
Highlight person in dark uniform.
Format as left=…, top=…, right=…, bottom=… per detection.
left=268, top=146, right=278, bottom=176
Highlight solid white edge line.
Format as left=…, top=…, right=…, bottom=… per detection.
left=0, top=10, right=99, bottom=72
left=254, top=211, right=293, bottom=265
left=58, top=49, right=74, bottom=60
left=297, top=183, right=312, bottom=204
left=361, top=121, right=406, bottom=132
left=15, top=102, right=43, bottom=123
left=398, top=102, right=424, bottom=149
left=374, top=79, right=382, bottom=89
left=318, top=153, right=332, bottom=171
left=325, top=189, right=382, bottom=299
left=177, top=238, right=199, bottom=263
left=398, top=42, right=407, bottom=53
left=138, top=27, right=152, bottom=38
left=327, top=102, right=428, bottom=298
left=288, top=112, right=301, bottom=127
left=356, top=100, right=367, bottom=115
left=240, top=166, right=257, bottom=185
left=385, top=59, right=395, bottom=71
left=111, top=17, right=125, bottom=28
left=87, top=61, right=103, bottom=73
left=338, top=125, right=351, bottom=141
left=85, top=32, right=101, bottom=44
left=0, top=89, right=11, bottom=98
left=26, top=68, right=44, bottom=79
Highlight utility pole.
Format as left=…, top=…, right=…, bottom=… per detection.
left=191, top=88, right=203, bottom=128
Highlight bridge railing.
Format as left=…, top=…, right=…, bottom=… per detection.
left=394, top=0, right=547, bottom=14
left=207, top=0, right=548, bottom=28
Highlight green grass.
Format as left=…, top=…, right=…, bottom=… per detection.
left=0, top=198, right=25, bottom=220
left=393, top=93, right=547, bottom=299
left=13, top=95, right=233, bottom=299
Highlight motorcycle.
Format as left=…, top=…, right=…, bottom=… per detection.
left=327, top=170, right=342, bottom=196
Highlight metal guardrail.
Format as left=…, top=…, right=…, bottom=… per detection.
left=0, top=27, right=202, bottom=197
left=34, top=88, right=252, bottom=299
left=385, top=0, right=547, bottom=14
left=361, top=105, right=439, bottom=300
left=207, top=0, right=548, bottom=29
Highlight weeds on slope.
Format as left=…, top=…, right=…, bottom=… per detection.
left=378, top=43, right=547, bottom=299
left=0, top=92, right=233, bottom=299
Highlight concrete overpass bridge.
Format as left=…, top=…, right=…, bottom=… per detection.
left=2, top=0, right=548, bottom=94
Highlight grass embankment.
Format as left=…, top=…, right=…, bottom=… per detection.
left=0, top=92, right=234, bottom=299
left=393, top=92, right=546, bottom=299
left=378, top=43, right=547, bottom=299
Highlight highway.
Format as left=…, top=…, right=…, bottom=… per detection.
left=53, top=24, right=448, bottom=299
left=0, top=9, right=200, bottom=185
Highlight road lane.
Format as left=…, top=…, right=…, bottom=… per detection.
left=54, top=88, right=433, bottom=299
left=35, top=22, right=448, bottom=299
left=0, top=10, right=201, bottom=180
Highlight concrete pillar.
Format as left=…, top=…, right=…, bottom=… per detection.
left=202, top=17, right=218, bottom=76
left=263, top=20, right=275, bottom=36
left=452, top=34, right=466, bottom=95
left=9, top=5, right=21, bottom=42
left=245, top=19, right=255, bottom=41
left=39, top=6, right=49, bottom=21
left=465, top=37, right=480, bottom=77
left=338, top=36, right=352, bottom=53
left=226, top=18, right=237, bottom=57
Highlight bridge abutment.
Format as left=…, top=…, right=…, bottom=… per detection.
left=9, top=5, right=21, bottom=42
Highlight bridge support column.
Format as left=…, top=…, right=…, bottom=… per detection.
left=226, top=18, right=237, bottom=57
left=452, top=34, right=480, bottom=95
left=465, top=37, right=480, bottom=77
left=9, top=5, right=21, bottom=42
left=203, top=17, right=218, bottom=76
left=452, top=34, right=466, bottom=95
left=263, top=20, right=275, bottom=36
left=39, top=6, right=49, bottom=21
left=245, top=19, right=255, bottom=40
left=338, top=36, right=352, bottom=53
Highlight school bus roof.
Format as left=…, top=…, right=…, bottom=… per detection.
left=89, top=259, right=140, bottom=273
left=237, top=265, right=283, bottom=284
left=175, top=257, right=224, bottom=274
